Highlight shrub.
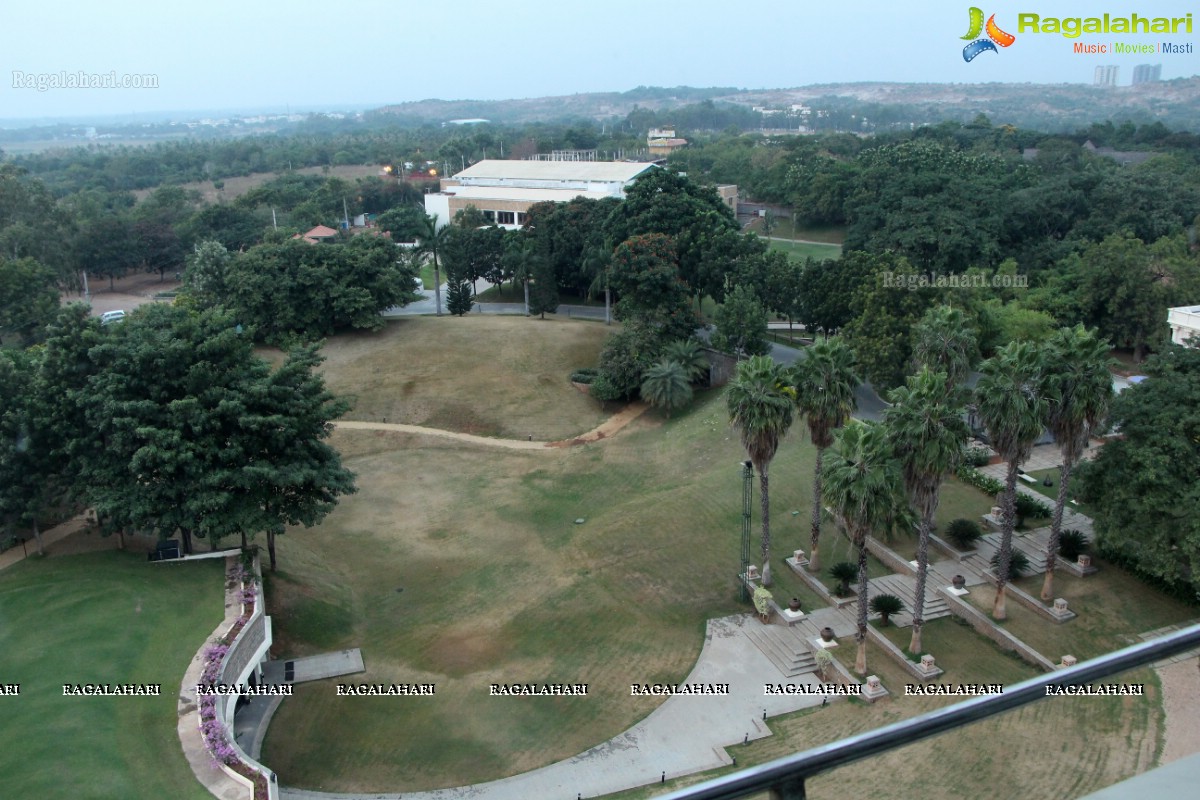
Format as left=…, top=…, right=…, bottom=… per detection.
left=990, top=548, right=1031, bottom=581
left=955, top=465, right=1004, bottom=496
left=569, top=368, right=598, bottom=384
left=961, top=445, right=991, bottom=468
left=752, top=586, right=773, bottom=616
left=1015, top=492, right=1051, bottom=521
left=1057, top=529, right=1090, bottom=561
left=588, top=372, right=623, bottom=402
left=829, top=561, right=857, bottom=597
left=945, top=518, right=983, bottom=550
left=870, top=593, right=904, bottom=625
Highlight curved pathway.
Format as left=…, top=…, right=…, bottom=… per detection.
left=280, top=615, right=823, bottom=800
left=332, top=402, right=649, bottom=451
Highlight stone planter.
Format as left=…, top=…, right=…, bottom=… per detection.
left=788, top=598, right=802, bottom=612
left=952, top=575, right=966, bottom=590
left=821, top=626, right=835, bottom=643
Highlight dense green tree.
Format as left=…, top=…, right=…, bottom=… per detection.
left=375, top=204, right=428, bottom=244
left=823, top=421, right=906, bottom=674
left=593, top=320, right=665, bottom=401
left=0, top=349, right=53, bottom=555
left=792, top=338, right=858, bottom=573
left=726, top=355, right=796, bottom=587
left=843, top=258, right=938, bottom=393
left=1078, top=342, right=1200, bottom=598
left=609, top=233, right=695, bottom=340
left=445, top=279, right=474, bottom=316
left=975, top=341, right=1047, bottom=619
left=71, top=304, right=355, bottom=564
left=0, top=255, right=59, bottom=345
left=710, top=284, right=769, bottom=358
left=884, top=368, right=969, bottom=653
left=1037, top=325, right=1114, bottom=600
left=526, top=252, right=559, bottom=319
left=181, top=240, right=233, bottom=308
left=222, top=235, right=417, bottom=341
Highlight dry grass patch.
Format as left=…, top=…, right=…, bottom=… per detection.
left=314, top=316, right=609, bottom=440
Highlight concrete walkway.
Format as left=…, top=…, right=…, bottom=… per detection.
left=281, top=615, right=826, bottom=800
left=0, top=512, right=94, bottom=571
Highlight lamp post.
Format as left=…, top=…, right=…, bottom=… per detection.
left=524, top=275, right=532, bottom=317
left=740, top=460, right=753, bottom=601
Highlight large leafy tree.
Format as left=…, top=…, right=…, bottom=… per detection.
left=0, top=255, right=59, bottom=346
left=71, top=304, right=355, bottom=566
left=792, top=338, right=858, bottom=573
left=710, top=284, right=770, bottom=359
left=609, top=233, right=695, bottom=340
left=884, top=368, right=969, bottom=654
left=1078, top=342, right=1200, bottom=599
left=726, top=355, right=796, bottom=587
left=1037, top=325, right=1114, bottom=601
left=0, top=349, right=52, bottom=555
left=975, top=341, right=1046, bottom=620
left=822, top=422, right=906, bottom=674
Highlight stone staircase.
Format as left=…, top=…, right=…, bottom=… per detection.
left=974, top=532, right=1049, bottom=574
left=844, top=573, right=952, bottom=628
left=742, top=621, right=818, bottom=677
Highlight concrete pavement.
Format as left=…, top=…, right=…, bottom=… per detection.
left=280, top=615, right=827, bottom=800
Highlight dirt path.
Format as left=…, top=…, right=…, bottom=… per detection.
left=1157, top=656, right=1200, bottom=763
left=333, top=401, right=649, bottom=450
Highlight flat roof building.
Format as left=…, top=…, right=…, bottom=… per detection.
left=1168, top=305, right=1200, bottom=347
left=424, top=159, right=658, bottom=229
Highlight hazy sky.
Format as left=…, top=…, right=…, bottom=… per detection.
left=2, top=0, right=1197, bottom=120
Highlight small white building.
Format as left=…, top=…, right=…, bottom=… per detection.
left=1167, top=305, right=1200, bottom=346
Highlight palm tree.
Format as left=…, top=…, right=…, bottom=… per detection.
left=416, top=213, right=449, bottom=316
left=662, top=339, right=710, bottom=385
left=792, top=339, right=857, bottom=574
left=726, top=355, right=796, bottom=587
left=823, top=422, right=905, bottom=674
left=1037, top=325, right=1113, bottom=601
left=912, top=305, right=980, bottom=389
left=640, top=360, right=692, bottom=417
left=884, top=367, right=969, bottom=654
left=975, top=341, right=1046, bottom=620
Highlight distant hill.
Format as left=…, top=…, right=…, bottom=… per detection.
left=372, top=78, right=1200, bottom=132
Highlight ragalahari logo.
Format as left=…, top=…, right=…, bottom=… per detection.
left=962, top=7, right=1017, bottom=61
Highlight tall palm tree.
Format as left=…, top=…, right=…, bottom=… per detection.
left=912, top=305, right=980, bottom=389
left=662, top=339, right=709, bottom=385
left=975, top=341, right=1046, bottom=620
left=823, top=422, right=905, bottom=674
left=640, top=360, right=692, bottom=417
left=1037, top=325, right=1113, bottom=601
left=417, top=213, right=449, bottom=316
left=884, top=368, right=969, bottom=654
left=792, top=339, right=857, bottom=574
left=726, top=355, right=796, bottom=587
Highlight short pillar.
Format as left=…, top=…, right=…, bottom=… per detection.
left=1077, top=554, right=1092, bottom=568
left=862, top=674, right=889, bottom=702
left=1053, top=598, right=1069, bottom=613
left=1059, top=654, right=1078, bottom=669
left=919, top=654, right=937, bottom=674
left=746, top=565, right=760, bottom=582
left=792, top=548, right=808, bottom=566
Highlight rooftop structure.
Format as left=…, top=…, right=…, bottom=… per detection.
left=1167, top=304, right=1200, bottom=346
left=424, top=159, right=657, bottom=229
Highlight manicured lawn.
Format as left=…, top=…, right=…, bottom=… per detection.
left=1024, top=467, right=1096, bottom=518
left=768, top=238, right=843, bottom=262
left=0, top=551, right=224, bottom=800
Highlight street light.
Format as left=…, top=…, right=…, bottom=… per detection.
left=740, top=460, right=753, bottom=601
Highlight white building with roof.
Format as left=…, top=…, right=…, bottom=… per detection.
left=1167, top=305, right=1200, bottom=346
left=423, top=160, right=658, bottom=229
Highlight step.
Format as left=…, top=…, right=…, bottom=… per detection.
left=742, top=623, right=817, bottom=677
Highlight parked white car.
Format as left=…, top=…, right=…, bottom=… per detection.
left=100, top=310, right=126, bottom=325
